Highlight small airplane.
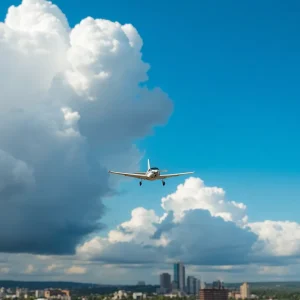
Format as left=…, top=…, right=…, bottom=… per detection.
left=108, top=159, right=194, bottom=186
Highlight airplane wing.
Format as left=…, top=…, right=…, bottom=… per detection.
left=108, top=171, right=148, bottom=179
left=158, top=172, right=194, bottom=179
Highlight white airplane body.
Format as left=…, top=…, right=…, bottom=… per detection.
left=108, top=159, right=194, bottom=186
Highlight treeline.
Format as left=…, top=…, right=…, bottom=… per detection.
left=251, top=289, right=300, bottom=300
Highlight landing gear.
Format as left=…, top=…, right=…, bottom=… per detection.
left=162, top=180, right=165, bottom=186
left=139, top=181, right=142, bottom=186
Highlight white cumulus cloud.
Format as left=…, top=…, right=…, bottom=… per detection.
left=77, top=176, right=300, bottom=270
left=249, top=220, right=300, bottom=257
left=0, top=0, right=172, bottom=256
left=161, top=177, right=248, bottom=224
left=76, top=177, right=257, bottom=266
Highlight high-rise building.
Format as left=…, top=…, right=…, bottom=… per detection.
left=187, top=276, right=195, bottom=294
left=187, top=276, right=201, bottom=295
left=173, top=262, right=185, bottom=291
left=196, top=278, right=201, bottom=296
left=160, top=273, right=171, bottom=293
left=240, top=283, right=250, bottom=299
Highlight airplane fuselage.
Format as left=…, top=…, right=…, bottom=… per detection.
left=145, top=168, right=160, bottom=180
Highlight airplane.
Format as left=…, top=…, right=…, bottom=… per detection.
left=108, top=159, right=194, bottom=186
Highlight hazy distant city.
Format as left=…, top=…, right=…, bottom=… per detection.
left=1, top=261, right=297, bottom=300
left=156, top=262, right=253, bottom=300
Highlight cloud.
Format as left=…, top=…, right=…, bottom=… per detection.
left=158, top=210, right=257, bottom=266
left=65, top=266, right=86, bottom=275
left=0, top=268, right=9, bottom=274
left=249, top=220, right=300, bottom=257
left=76, top=176, right=300, bottom=271
left=257, top=265, right=290, bottom=276
left=161, top=177, right=248, bottom=225
left=0, top=0, right=172, bottom=255
left=45, top=264, right=62, bottom=272
left=76, top=178, right=258, bottom=266
left=24, top=264, right=35, bottom=274
left=78, top=237, right=165, bottom=264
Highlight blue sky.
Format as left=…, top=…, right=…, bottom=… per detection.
left=2, top=0, right=300, bottom=225
left=51, top=0, right=300, bottom=226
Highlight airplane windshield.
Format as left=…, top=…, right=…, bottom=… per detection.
left=150, top=167, right=159, bottom=170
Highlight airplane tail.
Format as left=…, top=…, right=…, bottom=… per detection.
left=147, top=159, right=151, bottom=170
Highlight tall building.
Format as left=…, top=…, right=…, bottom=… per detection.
left=240, top=283, right=250, bottom=299
left=173, top=262, right=185, bottom=291
left=196, top=278, right=201, bottom=296
left=187, top=276, right=195, bottom=294
left=200, top=288, right=228, bottom=300
left=173, top=264, right=179, bottom=290
left=160, top=273, right=171, bottom=293
left=187, top=276, right=201, bottom=295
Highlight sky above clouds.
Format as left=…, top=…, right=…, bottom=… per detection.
left=1, top=0, right=300, bottom=285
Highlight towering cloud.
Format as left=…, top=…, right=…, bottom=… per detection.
left=0, top=0, right=172, bottom=255
left=77, top=178, right=258, bottom=265
left=78, top=177, right=300, bottom=269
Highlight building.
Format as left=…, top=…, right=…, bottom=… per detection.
left=132, top=293, right=146, bottom=300
left=187, top=276, right=194, bottom=294
left=112, top=290, right=128, bottom=300
left=213, top=281, right=224, bottom=289
left=137, top=281, right=146, bottom=286
left=196, top=279, right=201, bottom=296
left=200, top=288, right=228, bottom=300
left=187, top=276, right=201, bottom=295
left=173, top=262, right=185, bottom=292
left=36, top=290, right=45, bottom=298
left=171, top=281, right=178, bottom=291
left=160, top=273, right=171, bottom=293
left=240, top=283, right=250, bottom=299
left=0, top=289, right=4, bottom=299
left=44, top=289, right=70, bottom=300
left=16, top=288, right=28, bottom=299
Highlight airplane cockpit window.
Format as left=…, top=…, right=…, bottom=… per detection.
left=150, top=167, right=159, bottom=170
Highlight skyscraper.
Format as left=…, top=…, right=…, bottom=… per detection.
left=160, top=273, right=171, bottom=292
left=173, top=262, right=185, bottom=291
left=173, top=263, right=179, bottom=290
left=187, top=276, right=195, bottom=294
left=187, top=276, right=201, bottom=295
left=196, top=279, right=201, bottom=296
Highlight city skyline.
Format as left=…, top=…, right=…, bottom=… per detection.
left=158, top=262, right=201, bottom=296
left=0, top=281, right=256, bottom=300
